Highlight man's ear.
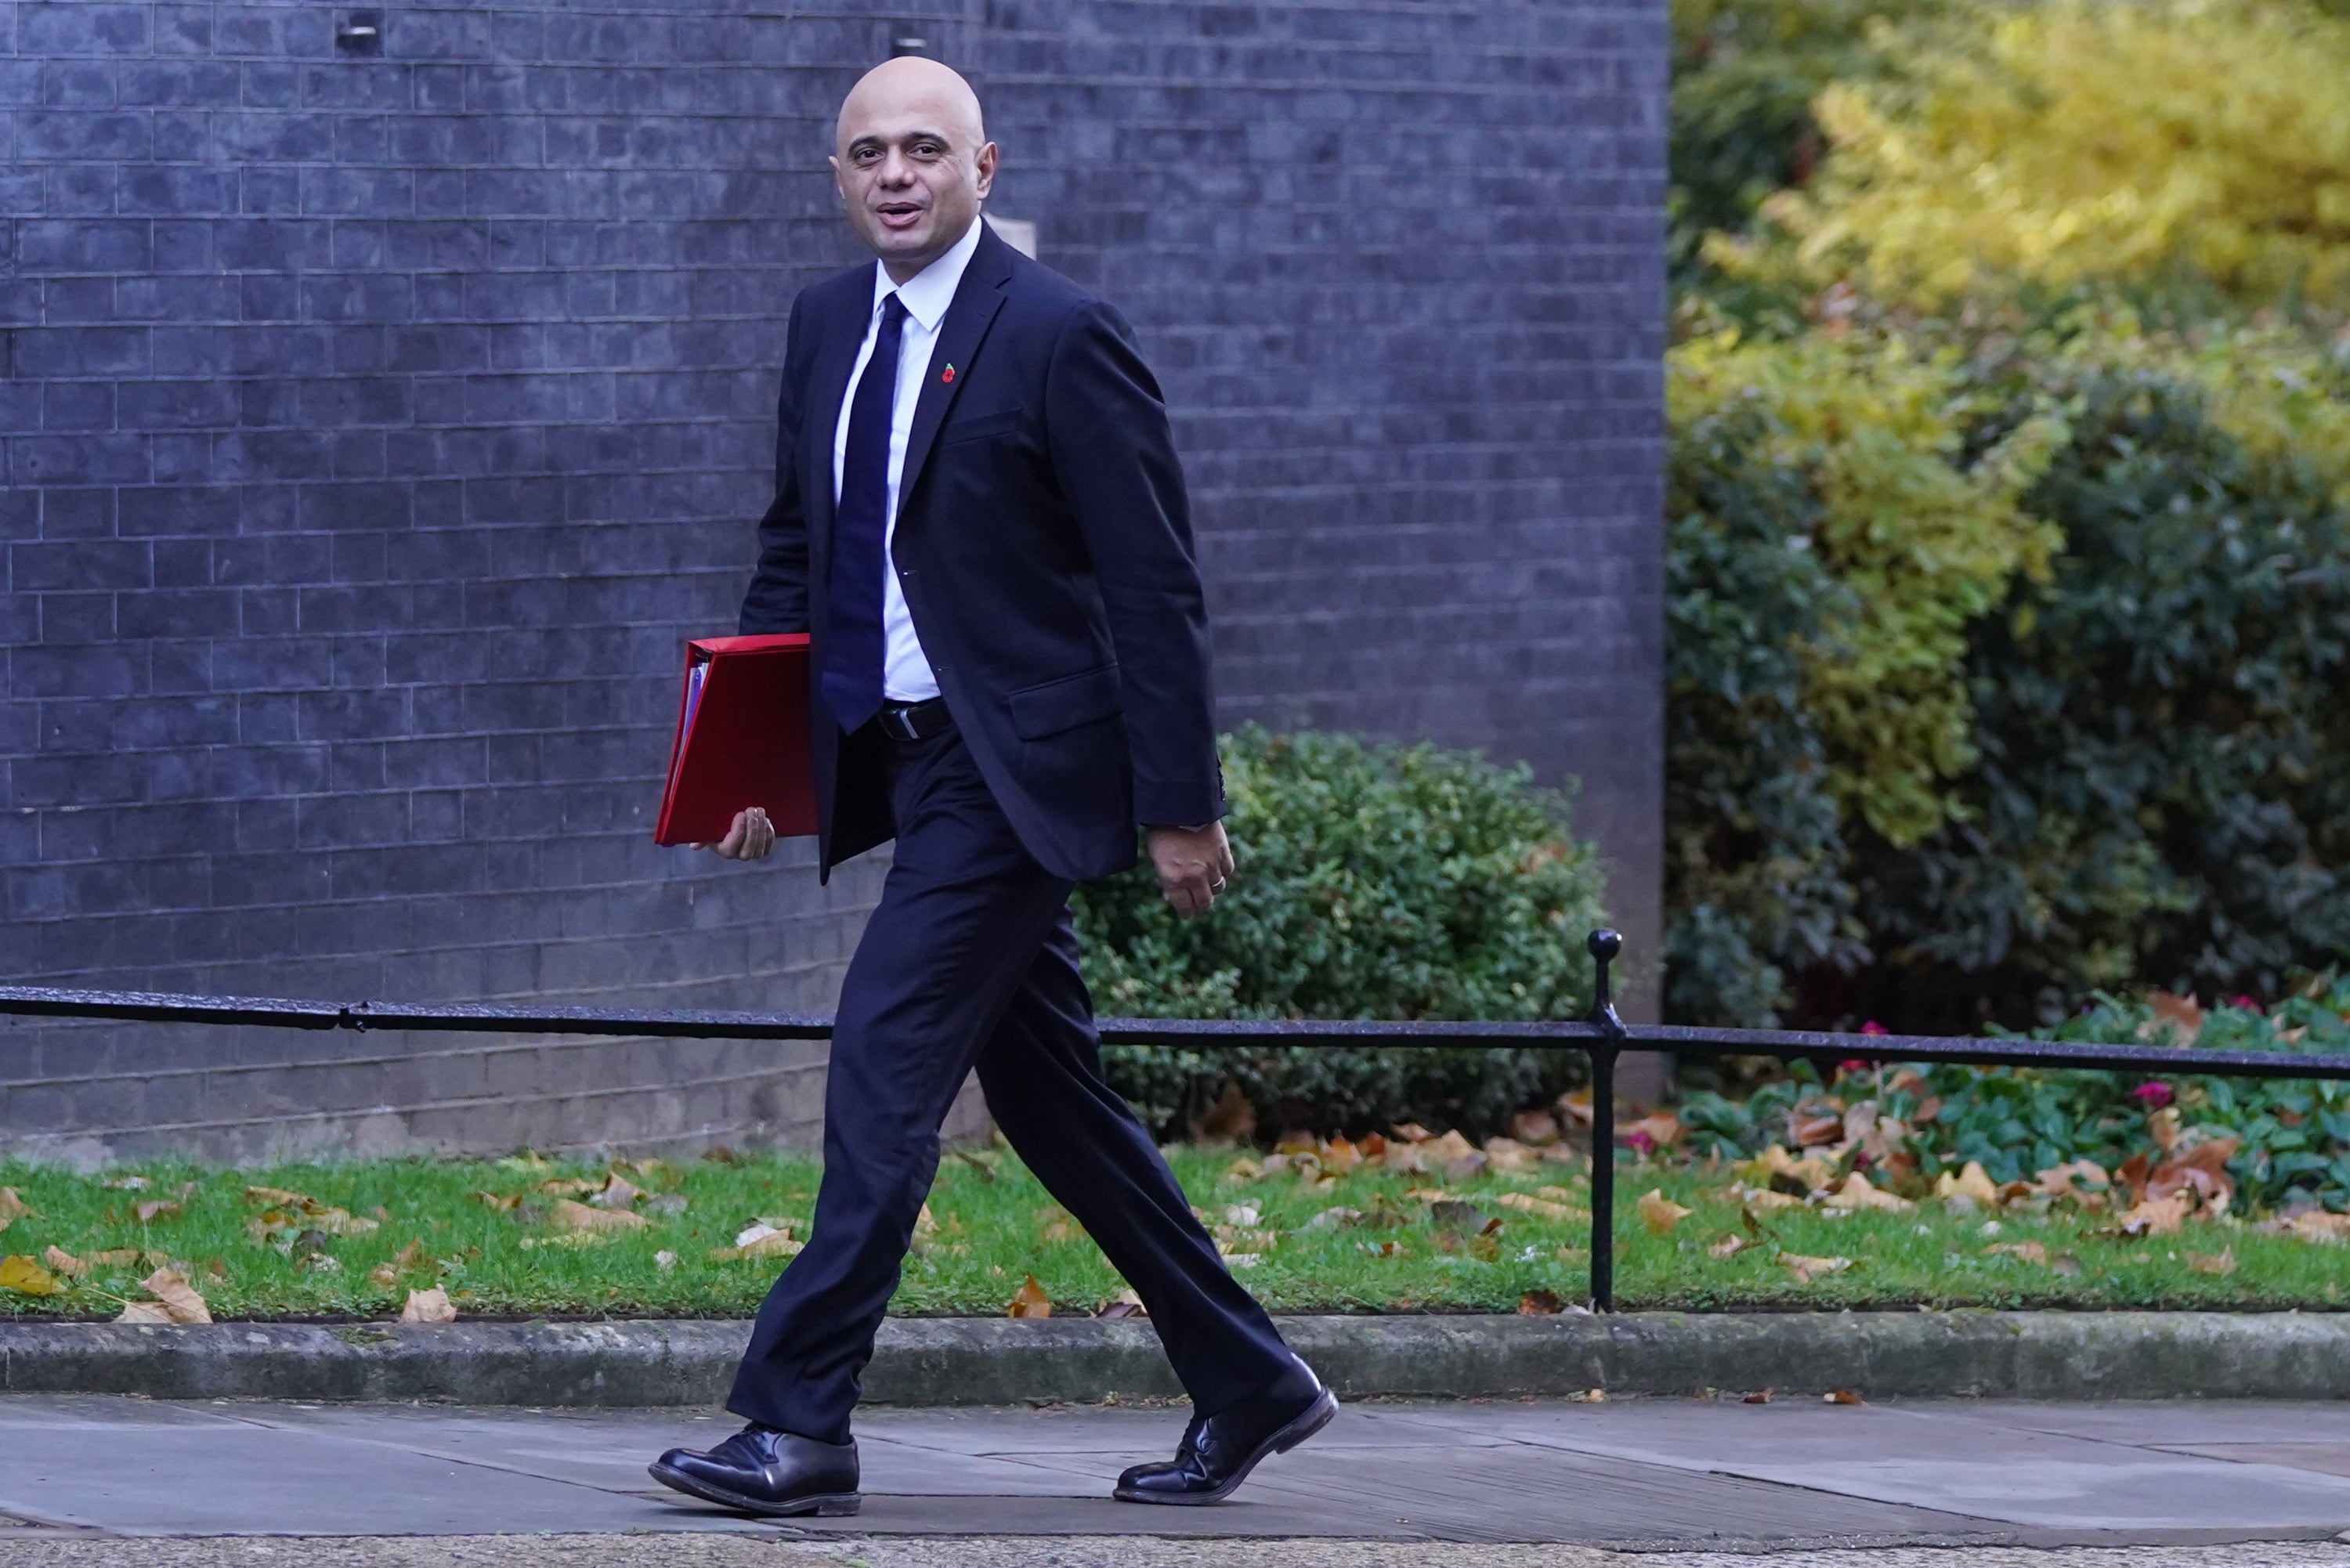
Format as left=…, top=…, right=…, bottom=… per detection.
left=829, top=154, right=844, bottom=203
left=974, top=141, right=997, bottom=200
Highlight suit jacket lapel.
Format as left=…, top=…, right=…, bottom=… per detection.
left=895, top=224, right=1017, bottom=528
left=803, top=293, right=867, bottom=575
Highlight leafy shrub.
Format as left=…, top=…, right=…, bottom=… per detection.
left=1676, top=978, right=2350, bottom=1216
left=1667, top=318, right=2350, bottom=1030
left=1076, top=728, right=1608, bottom=1139
left=1736, top=0, right=2350, bottom=316
left=1668, top=0, right=1944, bottom=277
left=1665, top=327, right=2062, bottom=1024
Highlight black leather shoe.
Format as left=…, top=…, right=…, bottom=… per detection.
left=649, top=1423, right=861, bottom=1517
left=1114, top=1358, right=1336, bottom=1505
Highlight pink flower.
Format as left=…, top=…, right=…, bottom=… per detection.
left=2230, top=994, right=2262, bottom=1013
left=1860, top=1021, right=1889, bottom=1036
left=2133, top=1082, right=2175, bottom=1110
left=1623, top=1130, right=1655, bottom=1156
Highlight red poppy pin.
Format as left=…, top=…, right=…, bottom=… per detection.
left=942, top=364, right=956, bottom=385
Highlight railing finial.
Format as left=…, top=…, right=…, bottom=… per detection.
left=1586, top=927, right=1625, bottom=1040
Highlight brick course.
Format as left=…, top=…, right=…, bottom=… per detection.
left=1, top=0, right=1665, bottom=1162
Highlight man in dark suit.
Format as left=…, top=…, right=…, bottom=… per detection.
left=648, top=56, right=1334, bottom=1519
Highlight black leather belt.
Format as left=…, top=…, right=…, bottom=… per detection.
left=877, top=697, right=952, bottom=742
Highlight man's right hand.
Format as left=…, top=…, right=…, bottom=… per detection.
left=693, top=807, right=776, bottom=861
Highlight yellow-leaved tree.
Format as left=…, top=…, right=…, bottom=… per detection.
left=1736, top=0, right=2350, bottom=313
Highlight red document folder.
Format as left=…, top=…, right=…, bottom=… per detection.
left=653, top=634, right=819, bottom=846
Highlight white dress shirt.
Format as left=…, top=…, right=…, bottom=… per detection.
left=832, top=214, right=985, bottom=704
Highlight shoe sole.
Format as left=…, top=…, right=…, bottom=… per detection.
left=1112, top=1387, right=1339, bottom=1505
left=647, top=1461, right=861, bottom=1518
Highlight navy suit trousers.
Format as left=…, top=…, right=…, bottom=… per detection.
left=725, top=721, right=1296, bottom=1443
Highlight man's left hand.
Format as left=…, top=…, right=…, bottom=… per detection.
left=1145, top=822, right=1233, bottom=919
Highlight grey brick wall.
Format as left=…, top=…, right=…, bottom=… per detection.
left=1, top=0, right=1666, bottom=1163
left=974, top=0, right=1670, bottom=1010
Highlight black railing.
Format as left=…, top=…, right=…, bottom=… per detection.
left=9, top=927, right=2350, bottom=1310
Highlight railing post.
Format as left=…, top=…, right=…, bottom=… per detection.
left=1585, top=928, right=1626, bottom=1312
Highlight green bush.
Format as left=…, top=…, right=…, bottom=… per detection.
left=1666, top=320, right=2350, bottom=1029
left=1076, top=728, right=1608, bottom=1139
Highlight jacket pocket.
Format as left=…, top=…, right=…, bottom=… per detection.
left=940, top=406, right=1026, bottom=446
left=1007, top=663, right=1123, bottom=740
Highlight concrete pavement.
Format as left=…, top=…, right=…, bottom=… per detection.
left=6, top=1393, right=2350, bottom=1560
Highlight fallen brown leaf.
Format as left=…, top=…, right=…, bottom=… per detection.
left=134, top=1200, right=183, bottom=1225
left=1984, top=1241, right=2049, bottom=1266
left=2145, top=1137, right=2240, bottom=1216
left=139, top=1267, right=212, bottom=1324
left=1748, top=1144, right=1835, bottom=1194
left=2143, top=989, right=2204, bottom=1042
left=0, top=1188, right=31, bottom=1223
left=0, top=1255, right=63, bottom=1296
left=1636, top=1189, right=1692, bottom=1236
left=710, top=1222, right=801, bottom=1261
left=1097, top=1289, right=1146, bottom=1319
left=1480, top=1136, right=1536, bottom=1174
left=1936, top=1161, right=2003, bottom=1210
left=2032, top=1159, right=2111, bottom=1206
left=1377, top=1143, right=1429, bottom=1176
left=115, top=1301, right=175, bottom=1324
left=1742, top=1389, right=1772, bottom=1404
left=588, top=1176, right=643, bottom=1211
left=1509, top=1110, right=1561, bottom=1147
left=548, top=1198, right=649, bottom=1234
left=1791, top=1114, right=1845, bottom=1147
left=1495, top=1190, right=1585, bottom=1223
left=2186, top=1245, right=2237, bottom=1277
left=400, top=1286, right=457, bottom=1324
left=1824, top=1388, right=1866, bottom=1405
left=2113, top=1192, right=2191, bottom=1237
left=1780, top=1252, right=1853, bottom=1284
left=41, top=1246, right=88, bottom=1278
left=1708, top=1234, right=1750, bottom=1259
left=1517, top=1289, right=1564, bottom=1315
left=1618, top=1111, right=1683, bottom=1151
left=244, top=1186, right=312, bottom=1207
left=1007, top=1274, right=1053, bottom=1319
left=1191, top=1079, right=1256, bottom=1143
left=1823, top=1173, right=1914, bottom=1213
left=2283, top=1210, right=2350, bottom=1244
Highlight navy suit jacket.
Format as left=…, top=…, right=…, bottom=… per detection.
left=739, top=220, right=1223, bottom=883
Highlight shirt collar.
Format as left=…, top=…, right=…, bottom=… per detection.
left=872, top=213, right=986, bottom=332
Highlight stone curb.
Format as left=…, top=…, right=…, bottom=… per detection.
left=6, top=1310, right=2349, bottom=1407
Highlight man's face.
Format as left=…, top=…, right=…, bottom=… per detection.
left=831, top=67, right=996, bottom=277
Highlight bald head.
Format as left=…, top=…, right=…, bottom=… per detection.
left=832, top=58, right=996, bottom=283
left=838, top=57, right=986, bottom=150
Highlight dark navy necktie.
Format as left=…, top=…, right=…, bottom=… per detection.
left=822, top=291, right=909, bottom=733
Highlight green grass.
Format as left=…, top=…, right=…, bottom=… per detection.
left=1, top=1146, right=2341, bottom=1321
